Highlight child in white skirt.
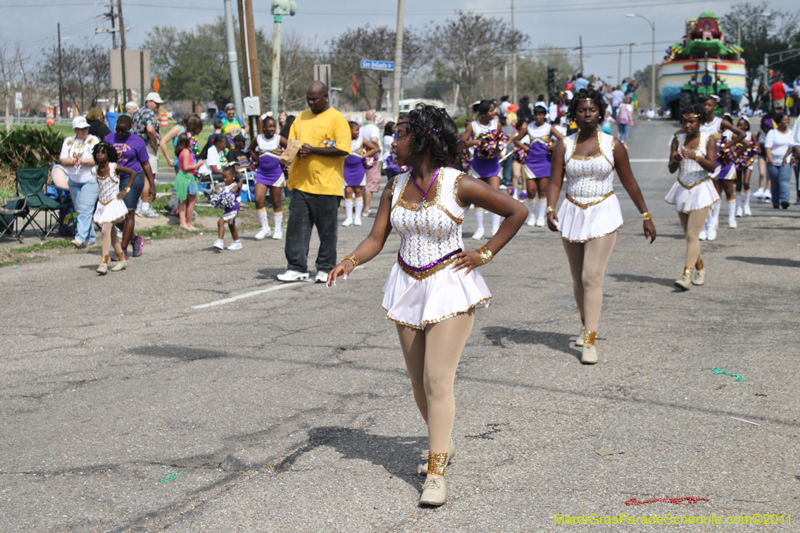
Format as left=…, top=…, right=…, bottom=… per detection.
left=212, top=165, right=243, bottom=250
left=92, top=142, right=136, bottom=274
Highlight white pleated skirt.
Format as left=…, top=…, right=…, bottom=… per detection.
left=665, top=179, right=720, bottom=213
left=556, top=194, right=624, bottom=243
left=382, top=263, right=492, bottom=329
left=93, top=199, right=127, bottom=224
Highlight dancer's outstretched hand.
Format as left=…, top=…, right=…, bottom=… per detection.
left=327, top=260, right=354, bottom=287
left=546, top=211, right=559, bottom=232
left=452, top=250, right=483, bottom=275
left=643, top=220, right=657, bottom=243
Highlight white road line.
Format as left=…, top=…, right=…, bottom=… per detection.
left=629, top=159, right=669, bottom=162
left=192, top=265, right=366, bottom=309
left=192, top=282, right=305, bottom=309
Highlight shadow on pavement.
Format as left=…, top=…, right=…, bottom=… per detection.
left=482, top=326, right=579, bottom=360
left=128, top=345, right=231, bottom=361
left=726, top=256, right=800, bottom=268
left=279, top=427, right=425, bottom=490
left=608, top=272, right=675, bottom=288
left=255, top=267, right=291, bottom=280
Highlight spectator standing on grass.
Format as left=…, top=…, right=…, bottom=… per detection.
left=159, top=114, right=204, bottom=174
left=105, top=115, right=154, bottom=260
left=221, top=103, right=249, bottom=142
left=86, top=108, right=111, bottom=140
left=277, top=81, right=351, bottom=283
left=125, top=101, right=138, bottom=116
left=132, top=92, right=163, bottom=218
left=58, top=116, right=100, bottom=248
left=360, top=110, right=382, bottom=217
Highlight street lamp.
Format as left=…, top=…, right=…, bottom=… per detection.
left=629, top=42, right=641, bottom=80
left=627, top=13, right=655, bottom=112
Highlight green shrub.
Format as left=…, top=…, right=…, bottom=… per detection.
left=0, top=126, right=64, bottom=170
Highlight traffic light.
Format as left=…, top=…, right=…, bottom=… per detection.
left=547, top=67, right=557, bottom=98
left=271, top=0, right=297, bottom=16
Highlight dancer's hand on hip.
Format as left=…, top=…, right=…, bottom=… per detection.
left=452, top=250, right=483, bottom=275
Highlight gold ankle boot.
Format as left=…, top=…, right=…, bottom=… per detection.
left=419, top=452, right=448, bottom=506
left=692, top=259, right=705, bottom=286
left=418, top=439, right=455, bottom=476
left=581, top=330, right=598, bottom=364
left=111, top=251, right=127, bottom=271
left=674, top=267, right=692, bottom=291
left=97, top=255, right=109, bottom=275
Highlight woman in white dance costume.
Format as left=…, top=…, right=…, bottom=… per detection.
left=546, top=89, right=656, bottom=364
left=460, top=100, right=504, bottom=239
left=666, top=104, right=719, bottom=290
left=514, top=105, right=565, bottom=226
left=328, top=105, right=527, bottom=507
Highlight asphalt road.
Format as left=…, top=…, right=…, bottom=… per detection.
left=1, top=119, right=799, bottom=532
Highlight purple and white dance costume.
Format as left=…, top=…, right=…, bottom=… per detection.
left=698, top=116, right=731, bottom=233
left=468, top=118, right=501, bottom=180
left=221, top=182, right=240, bottom=223
left=93, top=163, right=127, bottom=224
left=254, top=133, right=285, bottom=187
left=382, top=168, right=492, bottom=329
left=344, top=138, right=367, bottom=187
left=523, top=123, right=552, bottom=226
left=556, top=131, right=624, bottom=242
left=665, top=132, right=720, bottom=213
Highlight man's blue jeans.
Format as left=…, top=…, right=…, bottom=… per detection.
left=68, top=179, right=98, bottom=244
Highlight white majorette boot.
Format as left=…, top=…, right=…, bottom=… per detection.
left=580, top=330, right=598, bottom=364
left=727, top=199, right=737, bottom=228
left=743, top=189, right=752, bottom=216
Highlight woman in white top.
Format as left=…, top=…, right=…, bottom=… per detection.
left=666, top=104, right=719, bottom=290
left=327, top=105, right=527, bottom=507
left=55, top=116, right=100, bottom=248
left=546, top=89, right=656, bottom=364
left=765, top=113, right=793, bottom=209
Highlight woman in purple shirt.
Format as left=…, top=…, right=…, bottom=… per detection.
left=105, top=115, right=155, bottom=258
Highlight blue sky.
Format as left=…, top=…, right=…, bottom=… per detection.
left=2, top=0, right=797, bottom=83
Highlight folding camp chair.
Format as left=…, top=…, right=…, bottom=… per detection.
left=16, top=167, right=69, bottom=239
left=0, top=196, right=28, bottom=241
left=239, top=168, right=255, bottom=202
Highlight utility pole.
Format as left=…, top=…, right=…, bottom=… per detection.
left=629, top=43, right=634, bottom=79
left=117, top=0, right=127, bottom=104
left=57, top=23, right=64, bottom=118
left=503, top=61, right=508, bottom=97
left=618, top=49, right=622, bottom=86
left=511, top=0, right=517, bottom=103
left=223, top=0, right=244, bottom=119
left=108, top=0, right=117, bottom=50
left=391, top=0, right=405, bottom=119
left=244, top=0, right=261, bottom=129
left=579, top=36, right=583, bottom=73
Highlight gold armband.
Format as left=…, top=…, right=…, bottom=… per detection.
left=123, top=187, right=131, bottom=194
left=343, top=254, right=360, bottom=267
left=694, top=152, right=702, bottom=162
left=545, top=205, right=555, bottom=215
left=641, top=212, right=652, bottom=222
left=476, top=246, right=494, bottom=265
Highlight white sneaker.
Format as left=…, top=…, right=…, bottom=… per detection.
left=526, top=215, right=536, bottom=226
left=743, top=204, right=752, bottom=216
left=255, top=226, right=272, bottom=240
left=272, top=228, right=283, bottom=240
left=362, top=210, right=371, bottom=217
left=535, top=217, right=545, bottom=227
left=135, top=208, right=144, bottom=218
left=315, top=271, right=329, bottom=283
left=764, top=191, right=772, bottom=201
left=353, top=217, right=362, bottom=226
left=472, top=228, right=485, bottom=240
left=699, top=229, right=707, bottom=241
left=227, top=241, right=242, bottom=250
left=213, top=239, right=225, bottom=250
left=342, top=218, right=353, bottom=227
left=707, top=226, right=717, bottom=241
left=728, top=217, right=737, bottom=229
left=277, top=270, right=309, bottom=282
left=753, top=188, right=764, bottom=199
left=143, top=207, right=160, bottom=219
left=736, top=206, right=743, bottom=217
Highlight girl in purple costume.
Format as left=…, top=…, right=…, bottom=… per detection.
left=248, top=116, right=286, bottom=240
left=515, top=105, right=564, bottom=227
left=342, top=121, right=379, bottom=227
left=460, top=100, right=502, bottom=239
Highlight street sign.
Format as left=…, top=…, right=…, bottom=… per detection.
left=14, top=92, right=22, bottom=109
left=330, top=91, right=340, bottom=109
left=360, top=59, right=394, bottom=71
left=382, top=76, right=414, bottom=90
left=314, top=64, right=331, bottom=89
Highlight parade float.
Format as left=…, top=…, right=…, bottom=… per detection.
left=658, top=12, right=746, bottom=117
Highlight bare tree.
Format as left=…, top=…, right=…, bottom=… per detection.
left=273, top=31, right=316, bottom=112
left=428, top=11, right=528, bottom=110
left=517, top=47, right=579, bottom=99
left=328, top=25, right=427, bottom=110
left=37, top=40, right=110, bottom=113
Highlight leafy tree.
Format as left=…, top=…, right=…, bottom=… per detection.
left=517, top=47, right=578, bottom=101
left=37, top=40, right=110, bottom=113
left=428, top=11, right=528, bottom=111
left=719, top=2, right=800, bottom=103
left=327, top=25, right=426, bottom=110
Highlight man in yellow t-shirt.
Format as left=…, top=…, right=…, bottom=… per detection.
left=278, top=81, right=351, bottom=283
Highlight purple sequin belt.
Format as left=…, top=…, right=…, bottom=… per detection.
left=397, top=248, right=462, bottom=280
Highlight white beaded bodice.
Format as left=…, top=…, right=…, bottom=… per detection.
left=93, top=164, right=120, bottom=206
left=256, top=133, right=281, bottom=159
left=700, top=116, right=722, bottom=141
left=471, top=118, right=498, bottom=137
left=390, top=168, right=467, bottom=271
left=562, top=131, right=616, bottom=205
left=676, top=132, right=711, bottom=188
